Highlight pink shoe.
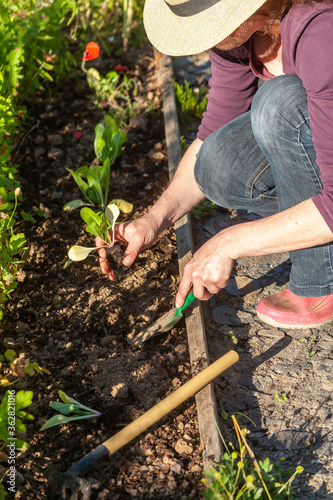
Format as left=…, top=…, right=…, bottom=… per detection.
left=256, top=288, right=333, bottom=329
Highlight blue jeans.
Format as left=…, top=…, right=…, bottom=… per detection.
left=194, top=74, right=333, bottom=297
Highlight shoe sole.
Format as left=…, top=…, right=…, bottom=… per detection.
left=256, top=311, right=333, bottom=329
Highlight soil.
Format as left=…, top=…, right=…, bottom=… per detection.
left=1, top=43, right=204, bottom=499
left=2, top=40, right=333, bottom=500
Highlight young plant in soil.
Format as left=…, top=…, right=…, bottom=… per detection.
left=40, top=390, right=101, bottom=431
left=64, top=114, right=127, bottom=212
left=67, top=201, right=131, bottom=269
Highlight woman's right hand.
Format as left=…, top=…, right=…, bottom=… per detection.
left=96, top=213, right=161, bottom=280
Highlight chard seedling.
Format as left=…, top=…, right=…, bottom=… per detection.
left=67, top=201, right=132, bottom=263
left=40, top=390, right=101, bottom=431
left=64, top=115, right=127, bottom=212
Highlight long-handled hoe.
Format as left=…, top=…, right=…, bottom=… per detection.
left=48, top=350, right=239, bottom=499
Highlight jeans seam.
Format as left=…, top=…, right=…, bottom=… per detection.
left=296, top=118, right=323, bottom=189
left=246, top=161, right=271, bottom=198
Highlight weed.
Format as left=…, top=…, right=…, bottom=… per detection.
left=203, top=415, right=303, bottom=499
left=275, top=393, right=289, bottom=404
left=191, top=200, right=217, bottom=219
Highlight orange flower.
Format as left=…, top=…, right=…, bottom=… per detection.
left=82, top=42, right=100, bottom=61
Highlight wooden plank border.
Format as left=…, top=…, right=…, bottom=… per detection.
left=155, top=50, right=223, bottom=468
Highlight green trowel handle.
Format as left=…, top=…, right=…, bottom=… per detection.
left=176, top=290, right=197, bottom=314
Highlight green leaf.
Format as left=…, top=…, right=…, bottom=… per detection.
left=15, top=390, right=33, bottom=412
left=8, top=233, right=27, bottom=253
left=86, top=68, right=101, bottom=88
left=80, top=207, right=103, bottom=227
left=84, top=222, right=102, bottom=239
left=67, top=168, right=91, bottom=202
left=110, top=199, right=133, bottom=214
left=40, top=413, right=97, bottom=431
left=110, top=130, right=127, bottom=162
left=63, top=199, right=93, bottom=211
left=94, top=123, right=106, bottom=161
left=63, top=258, right=74, bottom=270
left=68, top=245, right=98, bottom=262
left=58, top=390, right=81, bottom=405
left=20, top=210, right=36, bottom=223
left=5, top=350, right=16, bottom=361
left=49, top=402, right=83, bottom=415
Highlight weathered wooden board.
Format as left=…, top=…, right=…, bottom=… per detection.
left=156, top=50, right=223, bottom=467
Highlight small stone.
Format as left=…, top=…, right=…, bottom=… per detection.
left=257, top=328, right=285, bottom=338
left=100, top=335, right=116, bottom=346
left=34, top=135, right=45, bottom=144
left=111, top=382, right=129, bottom=399
left=175, top=439, right=193, bottom=455
left=34, top=147, right=46, bottom=158
left=170, top=462, right=182, bottom=474
left=48, top=134, right=63, bottom=146
left=48, top=148, right=64, bottom=160
left=175, top=344, right=187, bottom=355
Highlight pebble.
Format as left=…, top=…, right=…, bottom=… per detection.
left=110, top=382, right=129, bottom=399
left=48, top=148, right=64, bottom=160
left=257, top=328, right=285, bottom=338
left=175, top=439, right=193, bottom=455
left=100, top=335, right=116, bottom=346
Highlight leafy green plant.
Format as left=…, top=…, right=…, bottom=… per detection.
left=174, top=79, right=208, bottom=121
left=0, top=390, right=34, bottom=451
left=68, top=201, right=132, bottom=263
left=40, top=390, right=101, bottom=430
left=64, top=115, right=127, bottom=212
left=274, top=393, right=288, bottom=404
left=191, top=200, right=217, bottom=219
left=0, top=189, right=28, bottom=322
left=203, top=415, right=303, bottom=499
left=0, top=0, right=78, bottom=325
left=0, top=349, right=50, bottom=387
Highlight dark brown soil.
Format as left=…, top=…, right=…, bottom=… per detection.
left=1, top=43, right=204, bottom=499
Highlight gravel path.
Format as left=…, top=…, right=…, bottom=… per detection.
left=172, top=54, right=333, bottom=499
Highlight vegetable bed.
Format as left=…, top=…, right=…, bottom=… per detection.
left=1, top=42, right=205, bottom=498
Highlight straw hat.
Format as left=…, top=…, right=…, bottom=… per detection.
left=143, top=0, right=268, bottom=56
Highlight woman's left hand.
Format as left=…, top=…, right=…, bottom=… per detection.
left=175, top=230, right=235, bottom=308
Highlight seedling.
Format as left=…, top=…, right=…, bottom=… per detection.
left=174, top=79, right=208, bottom=121
left=64, top=115, right=127, bottom=212
left=275, top=392, right=288, bottom=404
left=40, top=390, right=101, bottom=431
left=0, top=349, right=50, bottom=387
left=67, top=201, right=132, bottom=263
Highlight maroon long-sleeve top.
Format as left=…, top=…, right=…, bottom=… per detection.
left=197, top=3, right=333, bottom=232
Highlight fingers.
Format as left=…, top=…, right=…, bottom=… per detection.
left=96, top=236, right=117, bottom=280
left=175, top=276, right=217, bottom=308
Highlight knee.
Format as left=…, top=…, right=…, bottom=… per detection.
left=194, top=133, right=235, bottom=207
left=251, top=75, right=310, bottom=148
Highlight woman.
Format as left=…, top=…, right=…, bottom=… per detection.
left=98, top=0, right=333, bottom=329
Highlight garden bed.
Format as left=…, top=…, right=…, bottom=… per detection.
left=1, top=43, right=205, bottom=499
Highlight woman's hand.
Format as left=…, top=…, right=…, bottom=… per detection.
left=175, top=230, right=235, bottom=307
left=96, top=214, right=161, bottom=280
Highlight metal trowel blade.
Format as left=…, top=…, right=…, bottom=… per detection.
left=130, top=307, right=183, bottom=346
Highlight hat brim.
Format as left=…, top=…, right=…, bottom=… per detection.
left=143, top=0, right=267, bottom=56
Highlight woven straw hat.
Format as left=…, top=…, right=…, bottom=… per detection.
left=143, top=0, right=268, bottom=56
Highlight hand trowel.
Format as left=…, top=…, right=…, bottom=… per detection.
left=130, top=290, right=197, bottom=346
